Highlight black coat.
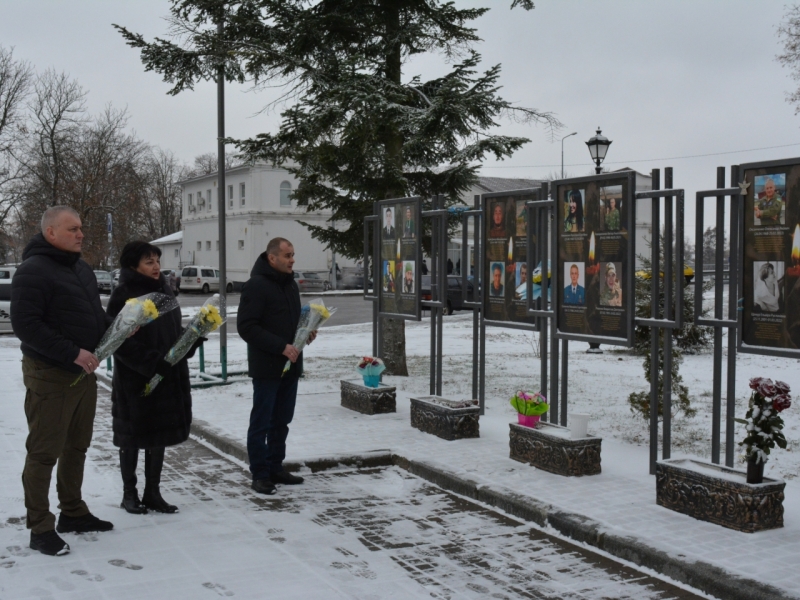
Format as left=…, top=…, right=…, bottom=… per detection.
left=108, top=269, right=192, bottom=449
left=11, top=233, right=108, bottom=373
left=237, top=253, right=302, bottom=380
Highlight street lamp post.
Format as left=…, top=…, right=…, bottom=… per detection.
left=585, top=127, right=612, bottom=175
left=585, top=127, right=612, bottom=354
left=560, top=131, right=577, bottom=179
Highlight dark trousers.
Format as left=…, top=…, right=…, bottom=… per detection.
left=247, top=378, right=298, bottom=481
left=21, top=357, right=97, bottom=534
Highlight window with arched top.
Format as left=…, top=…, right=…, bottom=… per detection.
left=280, top=181, right=292, bottom=207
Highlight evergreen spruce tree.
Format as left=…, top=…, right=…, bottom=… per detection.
left=115, top=0, right=559, bottom=374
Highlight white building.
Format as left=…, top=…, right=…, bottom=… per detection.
left=171, top=163, right=351, bottom=289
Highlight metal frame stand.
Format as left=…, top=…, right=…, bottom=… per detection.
left=694, top=167, right=741, bottom=467
left=422, top=195, right=449, bottom=396
left=461, top=195, right=483, bottom=404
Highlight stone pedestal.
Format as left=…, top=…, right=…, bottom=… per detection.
left=656, top=458, right=785, bottom=533
left=509, top=421, right=601, bottom=477
left=340, top=379, right=396, bottom=415
left=410, top=396, right=480, bottom=441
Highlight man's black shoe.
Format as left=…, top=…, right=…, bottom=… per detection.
left=30, top=530, right=70, bottom=556
left=56, top=512, right=114, bottom=534
left=270, top=471, right=304, bottom=485
left=251, top=479, right=277, bottom=495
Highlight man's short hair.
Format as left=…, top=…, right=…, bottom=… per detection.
left=493, top=264, right=502, bottom=274
left=41, top=206, right=80, bottom=232
left=570, top=264, right=579, bottom=271
left=267, top=237, right=292, bottom=256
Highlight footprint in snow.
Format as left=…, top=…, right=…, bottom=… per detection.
left=108, top=559, right=143, bottom=570
left=71, top=569, right=105, bottom=582
left=202, top=582, right=234, bottom=597
left=6, top=545, right=30, bottom=557
left=45, top=576, right=75, bottom=591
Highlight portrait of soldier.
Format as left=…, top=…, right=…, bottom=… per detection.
left=489, top=202, right=506, bottom=238
left=599, top=262, right=622, bottom=306
left=754, top=176, right=784, bottom=225
left=490, top=262, right=504, bottom=297
left=563, top=263, right=585, bottom=305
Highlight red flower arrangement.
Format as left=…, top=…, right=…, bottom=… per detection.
left=735, top=377, right=791, bottom=465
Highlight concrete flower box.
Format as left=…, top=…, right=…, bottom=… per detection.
left=509, top=421, right=601, bottom=477
left=655, top=458, right=785, bottom=533
left=410, top=396, right=480, bottom=441
left=340, top=379, right=397, bottom=415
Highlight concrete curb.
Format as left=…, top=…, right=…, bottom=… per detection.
left=190, top=419, right=795, bottom=600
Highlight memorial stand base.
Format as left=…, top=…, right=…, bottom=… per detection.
left=509, top=421, right=602, bottom=477
left=340, top=379, right=397, bottom=415
left=656, top=458, right=785, bottom=533
left=410, top=396, right=480, bottom=441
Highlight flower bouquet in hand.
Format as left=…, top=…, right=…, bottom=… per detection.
left=143, top=294, right=225, bottom=396
left=73, top=292, right=180, bottom=385
left=510, top=391, right=548, bottom=428
left=357, top=356, right=385, bottom=388
left=282, top=298, right=336, bottom=376
left=735, top=377, right=791, bottom=482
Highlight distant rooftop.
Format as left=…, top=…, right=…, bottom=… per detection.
left=151, top=231, right=183, bottom=245
left=473, top=176, right=545, bottom=193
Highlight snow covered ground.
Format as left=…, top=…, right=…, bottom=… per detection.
left=1, top=306, right=799, bottom=598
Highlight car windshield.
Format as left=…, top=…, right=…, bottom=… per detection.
left=95, top=272, right=111, bottom=281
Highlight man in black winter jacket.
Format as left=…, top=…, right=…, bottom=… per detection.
left=237, top=237, right=316, bottom=495
left=11, top=206, right=114, bottom=557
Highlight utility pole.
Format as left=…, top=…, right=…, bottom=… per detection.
left=216, top=18, right=228, bottom=380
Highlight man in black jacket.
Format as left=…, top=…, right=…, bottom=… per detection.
left=237, top=237, right=315, bottom=495
left=11, top=206, right=113, bottom=557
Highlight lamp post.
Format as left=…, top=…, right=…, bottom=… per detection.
left=585, top=127, right=612, bottom=174
left=560, top=131, right=577, bottom=179
left=585, top=127, right=612, bottom=355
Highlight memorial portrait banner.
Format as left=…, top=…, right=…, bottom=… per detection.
left=378, top=197, right=422, bottom=320
left=739, top=157, right=800, bottom=357
left=481, top=189, right=539, bottom=329
left=554, top=172, right=635, bottom=346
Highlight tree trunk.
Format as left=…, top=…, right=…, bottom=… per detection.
left=379, top=1, right=408, bottom=376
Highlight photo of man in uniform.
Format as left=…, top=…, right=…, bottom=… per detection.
left=754, top=175, right=785, bottom=226
left=514, top=262, right=528, bottom=300
left=599, top=262, right=622, bottom=306
left=402, top=262, right=415, bottom=293
left=490, top=262, right=504, bottom=297
left=489, top=202, right=506, bottom=238
left=563, top=263, right=585, bottom=305
left=403, top=206, right=415, bottom=239
left=383, top=207, right=395, bottom=238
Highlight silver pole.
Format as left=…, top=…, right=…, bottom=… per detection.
left=217, top=19, right=228, bottom=380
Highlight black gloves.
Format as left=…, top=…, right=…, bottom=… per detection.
left=185, top=337, right=208, bottom=360
left=155, top=359, right=173, bottom=377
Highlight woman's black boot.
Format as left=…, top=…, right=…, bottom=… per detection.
left=119, top=448, right=147, bottom=514
left=142, top=447, right=178, bottom=514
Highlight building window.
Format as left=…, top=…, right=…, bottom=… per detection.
left=216, top=241, right=219, bottom=251
left=188, top=193, right=193, bottom=205
left=206, top=241, right=211, bottom=250
left=228, top=185, right=234, bottom=208
left=238, top=240, right=244, bottom=250
left=240, top=182, right=246, bottom=206
left=280, top=181, right=292, bottom=206
left=197, top=241, right=202, bottom=251
left=174, top=249, right=179, bottom=257
left=207, top=189, right=212, bottom=211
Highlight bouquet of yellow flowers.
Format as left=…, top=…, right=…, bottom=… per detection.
left=143, top=294, right=225, bottom=395
left=282, top=298, right=336, bottom=376
left=73, top=292, right=180, bottom=385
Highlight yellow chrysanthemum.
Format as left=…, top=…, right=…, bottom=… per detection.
left=125, top=298, right=139, bottom=306
left=200, top=305, right=223, bottom=330
left=142, top=299, right=159, bottom=321
left=309, top=303, right=331, bottom=319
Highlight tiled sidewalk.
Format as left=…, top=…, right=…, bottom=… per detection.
left=190, top=377, right=800, bottom=600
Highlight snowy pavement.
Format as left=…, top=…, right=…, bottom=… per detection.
left=0, top=344, right=706, bottom=599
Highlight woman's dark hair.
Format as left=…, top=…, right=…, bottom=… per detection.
left=760, top=262, right=775, bottom=281
left=568, top=190, right=584, bottom=230
left=119, top=240, right=162, bottom=269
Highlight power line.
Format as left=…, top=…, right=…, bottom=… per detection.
left=480, top=142, right=800, bottom=169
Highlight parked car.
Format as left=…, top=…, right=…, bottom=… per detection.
left=180, top=265, right=234, bottom=293
left=341, top=272, right=373, bottom=291
left=294, top=271, right=332, bottom=293
left=0, top=266, right=16, bottom=333
left=161, top=269, right=181, bottom=295
left=420, top=275, right=475, bottom=315
left=94, top=270, right=113, bottom=295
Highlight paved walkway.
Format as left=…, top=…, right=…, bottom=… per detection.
left=186, top=376, right=800, bottom=600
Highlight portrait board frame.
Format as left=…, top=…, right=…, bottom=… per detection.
left=737, top=156, right=800, bottom=358
left=481, top=188, right=542, bottom=331
left=553, top=171, right=636, bottom=346
left=377, top=196, right=422, bottom=321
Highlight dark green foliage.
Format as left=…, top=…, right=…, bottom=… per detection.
left=627, top=250, right=713, bottom=421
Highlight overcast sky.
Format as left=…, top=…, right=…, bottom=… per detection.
left=1, top=0, right=798, bottom=231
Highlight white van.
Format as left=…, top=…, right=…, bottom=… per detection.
left=180, top=265, right=223, bottom=293
left=0, top=266, right=17, bottom=333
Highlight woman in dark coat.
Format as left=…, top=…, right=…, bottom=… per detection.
left=108, top=241, right=196, bottom=514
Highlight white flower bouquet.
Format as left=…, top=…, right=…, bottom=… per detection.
left=282, top=298, right=336, bottom=376
left=73, top=292, right=180, bottom=385
left=143, top=294, right=225, bottom=396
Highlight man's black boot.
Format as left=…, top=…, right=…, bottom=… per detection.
left=271, top=471, right=304, bottom=485
left=56, top=512, right=114, bottom=533
left=142, top=447, right=178, bottom=513
left=251, top=479, right=277, bottom=495
left=30, top=530, right=70, bottom=556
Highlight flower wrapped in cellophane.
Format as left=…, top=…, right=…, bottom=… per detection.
left=282, top=298, right=336, bottom=376
left=357, top=356, right=385, bottom=388
left=143, top=294, right=225, bottom=396
left=73, top=292, right=179, bottom=385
